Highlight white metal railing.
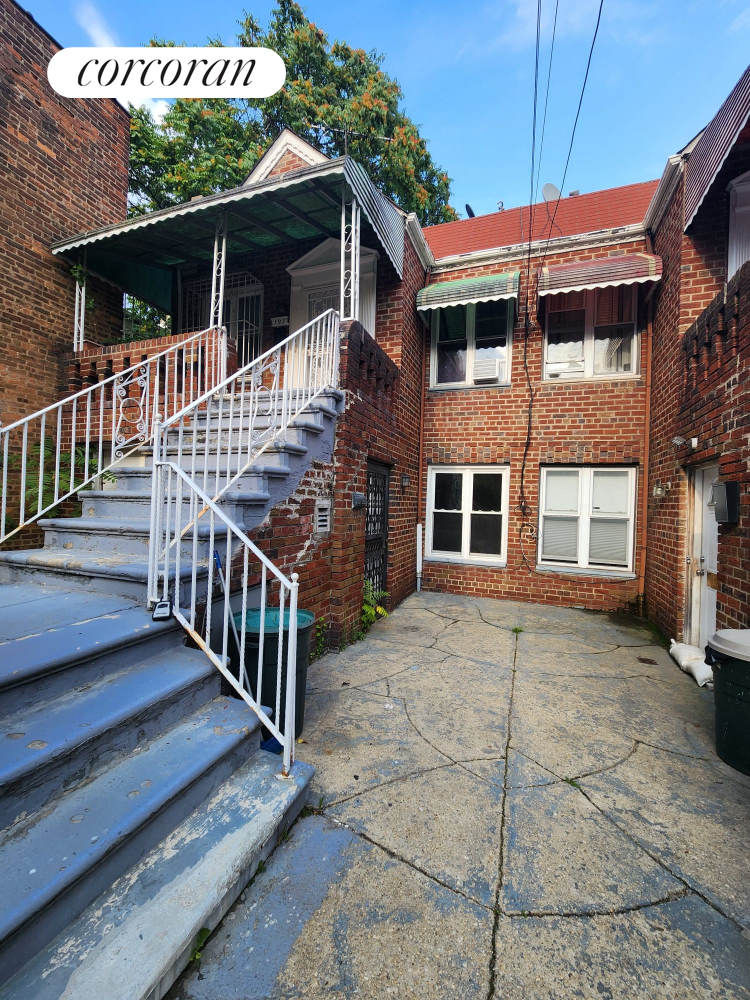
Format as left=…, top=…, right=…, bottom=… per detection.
left=151, top=461, right=300, bottom=774
left=0, top=327, right=227, bottom=543
left=149, top=309, right=340, bottom=515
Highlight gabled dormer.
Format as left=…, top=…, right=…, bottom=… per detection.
left=243, top=129, right=329, bottom=186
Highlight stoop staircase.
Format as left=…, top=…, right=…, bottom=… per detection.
left=0, top=313, right=341, bottom=997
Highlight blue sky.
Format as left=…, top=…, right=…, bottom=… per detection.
left=24, top=0, right=750, bottom=217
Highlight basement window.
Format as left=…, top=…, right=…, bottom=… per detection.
left=544, top=286, right=638, bottom=381
left=430, top=301, right=513, bottom=388
left=426, top=465, right=510, bottom=565
left=538, top=466, right=636, bottom=572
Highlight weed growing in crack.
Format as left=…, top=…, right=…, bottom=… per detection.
left=563, top=777, right=581, bottom=789
left=511, top=626, right=524, bottom=635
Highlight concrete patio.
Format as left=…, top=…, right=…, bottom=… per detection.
left=168, top=592, right=750, bottom=999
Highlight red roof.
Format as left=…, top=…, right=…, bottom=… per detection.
left=424, top=180, right=660, bottom=260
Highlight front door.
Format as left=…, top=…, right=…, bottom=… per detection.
left=689, top=464, right=719, bottom=649
left=365, top=462, right=389, bottom=594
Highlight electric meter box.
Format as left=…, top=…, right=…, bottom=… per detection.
left=710, top=481, right=740, bottom=524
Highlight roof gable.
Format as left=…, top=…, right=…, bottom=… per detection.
left=243, top=129, right=329, bottom=186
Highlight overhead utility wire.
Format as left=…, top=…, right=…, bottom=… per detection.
left=539, top=0, right=605, bottom=265
left=516, top=0, right=543, bottom=570
left=533, top=0, right=560, bottom=205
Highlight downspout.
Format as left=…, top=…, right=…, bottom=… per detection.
left=637, top=286, right=654, bottom=612
left=416, top=313, right=428, bottom=592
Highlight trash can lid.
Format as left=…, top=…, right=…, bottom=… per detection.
left=707, top=629, right=750, bottom=662
left=233, top=607, right=315, bottom=633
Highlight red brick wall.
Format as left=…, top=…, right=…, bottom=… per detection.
left=680, top=261, right=750, bottom=631
left=0, top=0, right=130, bottom=429
left=420, top=239, right=651, bottom=611
left=645, top=137, right=750, bottom=639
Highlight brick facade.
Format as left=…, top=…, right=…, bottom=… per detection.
left=645, top=133, right=750, bottom=640
left=420, top=239, right=652, bottom=611
left=0, top=0, right=130, bottom=429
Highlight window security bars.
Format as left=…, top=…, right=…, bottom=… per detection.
left=0, top=326, right=228, bottom=544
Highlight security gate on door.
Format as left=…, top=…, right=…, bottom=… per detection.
left=365, top=462, right=389, bottom=594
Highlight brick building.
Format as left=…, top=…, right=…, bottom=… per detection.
left=644, top=66, right=750, bottom=648
left=2, top=29, right=749, bottom=646
left=0, top=0, right=129, bottom=428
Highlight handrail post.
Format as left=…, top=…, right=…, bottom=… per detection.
left=147, top=415, right=163, bottom=606
left=282, top=572, right=299, bottom=776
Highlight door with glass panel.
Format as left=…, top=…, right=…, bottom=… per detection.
left=688, top=464, right=719, bottom=649
left=287, top=281, right=339, bottom=388
left=539, top=467, right=635, bottom=571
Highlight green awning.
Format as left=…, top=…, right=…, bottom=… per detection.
left=416, top=272, right=519, bottom=311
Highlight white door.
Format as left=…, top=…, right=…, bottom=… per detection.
left=690, top=464, right=719, bottom=649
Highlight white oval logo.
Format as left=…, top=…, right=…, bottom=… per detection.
left=47, top=47, right=286, bottom=99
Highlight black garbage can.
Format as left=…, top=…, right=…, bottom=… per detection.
left=705, top=630, right=750, bottom=776
left=230, top=607, right=314, bottom=739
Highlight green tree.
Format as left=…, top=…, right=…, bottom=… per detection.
left=129, top=1, right=457, bottom=225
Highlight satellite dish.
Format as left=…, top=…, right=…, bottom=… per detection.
left=542, top=183, right=561, bottom=203
left=465, top=204, right=475, bottom=218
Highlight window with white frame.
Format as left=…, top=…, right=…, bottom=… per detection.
left=426, top=465, right=510, bottom=564
left=430, top=299, right=513, bottom=388
left=728, top=171, right=750, bottom=279
left=538, top=466, right=636, bottom=572
left=544, top=285, right=638, bottom=380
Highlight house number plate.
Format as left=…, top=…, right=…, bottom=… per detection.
left=271, top=316, right=289, bottom=328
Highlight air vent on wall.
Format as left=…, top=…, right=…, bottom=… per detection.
left=315, top=498, right=332, bottom=533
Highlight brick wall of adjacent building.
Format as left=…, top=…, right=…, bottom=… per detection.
left=420, top=238, right=652, bottom=611
left=645, top=132, right=750, bottom=640
left=0, top=0, right=130, bottom=430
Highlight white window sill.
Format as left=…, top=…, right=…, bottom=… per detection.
left=425, top=555, right=507, bottom=569
left=535, top=564, right=636, bottom=580
left=541, top=374, right=642, bottom=386
left=429, top=383, right=512, bottom=393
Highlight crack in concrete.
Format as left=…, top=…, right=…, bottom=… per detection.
left=506, top=743, right=640, bottom=788
left=487, top=629, right=519, bottom=1000
left=632, top=738, right=714, bottom=762
left=322, top=813, right=495, bottom=912
left=503, top=887, right=691, bottom=920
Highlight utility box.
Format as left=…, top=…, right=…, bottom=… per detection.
left=710, top=481, right=740, bottom=524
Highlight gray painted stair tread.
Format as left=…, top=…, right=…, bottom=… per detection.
left=0, top=647, right=213, bottom=788
left=0, top=606, right=168, bottom=689
left=0, top=695, right=261, bottom=948
left=0, top=589, right=136, bottom=642
left=0, top=583, right=85, bottom=613
left=38, top=517, right=240, bottom=536
left=1, top=751, right=314, bottom=1000
left=0, top=550, right=204, bottom=581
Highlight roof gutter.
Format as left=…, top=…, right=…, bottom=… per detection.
left=643, top=154, right=685, bottom=235
left=405, top=213, right=435, bottom=271
left=429, top=223, right=647, bottom=274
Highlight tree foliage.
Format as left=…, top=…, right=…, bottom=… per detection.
left=129, top=1, right=457, bottom=225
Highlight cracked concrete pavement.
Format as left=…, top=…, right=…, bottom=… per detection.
left=168, top=593, right=750, bottom=999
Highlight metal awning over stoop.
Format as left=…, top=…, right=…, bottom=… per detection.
left=536, top=253, right=662, bottom=297
left=416, top=271, right=520, bottom=312
left=51, top=157, right=405, bottom=312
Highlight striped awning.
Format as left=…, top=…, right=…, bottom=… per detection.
left=416, top=271, right=519, bottom=311
left=537, top=253, right=662, bottom=297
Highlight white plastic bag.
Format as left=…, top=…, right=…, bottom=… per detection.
left=669, top=640, right=713, bottom=687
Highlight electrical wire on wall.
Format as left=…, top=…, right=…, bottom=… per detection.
left=515, top=0, right=544, bottom=571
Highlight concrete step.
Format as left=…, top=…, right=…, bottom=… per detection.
left=80, top=488, right=271, bottom=520
left=0, top=597, right=183, bottom=720
left=0, top=549, right=208, bottom=602
left=0, top=646, right=219, bottom=830
left=0, top=750, right=313, bottom=1000
left=0, top=694, right=263, bottom=986
left=38, top=516, right=244, bottom=558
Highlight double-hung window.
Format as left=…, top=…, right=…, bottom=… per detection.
left=544, top=285, right=638, bottom=380
left=431, top=300, right=512, bottom=387
left=538, top=467, right=636, bottom=572
left=426, top=465, right=510, bottom=564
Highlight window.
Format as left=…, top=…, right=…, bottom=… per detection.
left=431, top=300, right=513, bottom=388
left=426, top=466, right=510, bottom=564
left=538, top=467, right=636, bottom=572
left=544, top=286, right=638, bottom=380
left=728, top=171, right=750, bottom=279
